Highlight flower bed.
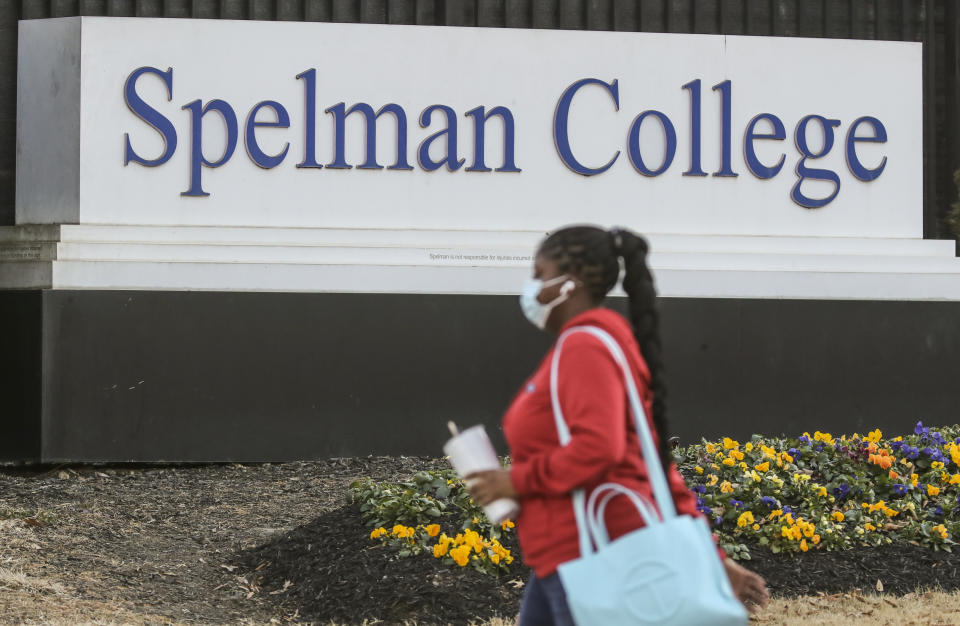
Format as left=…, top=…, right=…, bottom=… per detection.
left=347, top=423, right=960, bottom=577
left=236, top=425, right=960, bottom=624
left=348, top=469, right=517, bottom=576
left=680, top=423, right=960, bottom=561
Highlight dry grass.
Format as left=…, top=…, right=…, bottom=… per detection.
left=3, top=566, right=960, bottom=626
left=752, top=589, right=960, bottom=625
left=10, top=586, right=960, bottom=626
left=0, top=568, right=176, bottom=626
left=480, top=592, right=960, bottom=625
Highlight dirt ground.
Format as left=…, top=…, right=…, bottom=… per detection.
left=3, top=459, right=960, bottom=625
left=0, top=459, right=424, bottom=624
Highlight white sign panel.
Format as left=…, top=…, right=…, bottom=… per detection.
left=17, top=18, right=921, bottom=238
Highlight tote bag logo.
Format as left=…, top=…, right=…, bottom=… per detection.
left=621, top=559, right=684, bottom=622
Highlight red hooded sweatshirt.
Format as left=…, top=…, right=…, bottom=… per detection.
left=504, top=307, right=724, bottom=577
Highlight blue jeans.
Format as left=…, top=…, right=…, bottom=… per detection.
left=517, top=572, right=576, bottom=626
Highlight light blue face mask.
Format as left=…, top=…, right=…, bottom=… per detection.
left=520, top=275, right=572, bottom=330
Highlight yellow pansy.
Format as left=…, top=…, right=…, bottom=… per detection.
left=947, top=442, right=960, bottom=466
left=813, top=431, right=835, bottom=445
left=392, top=524, right=415, bottom=538
left=370, top=527, right=387, bottom=539
left=754, top=462, right=770, bottom=473
left=450, top=544, right=472, bottom=567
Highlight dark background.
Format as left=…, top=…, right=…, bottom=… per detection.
left=4, top=290, right=958, bottom=462
left=1, top=0, right=959, bottom=240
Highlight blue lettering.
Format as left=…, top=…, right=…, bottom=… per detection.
left=418, top=105, right=464, bottom=172
left=743, top=113, right=786, bottom=179
left=681, top=79, right=706, bottom=177
left=123, top=66, right=177, bottom=167
left=553, top=78, right=620, bottom=176
left=245, top=100, right=290, bottom=169
left=296, top=69, right=322, bottom=169
left=845, top=116, right=888, bottom=181
left=464, top=106, right=521, bottom=173
left=627, top=110, right=677, bottom=177
left=712, top=80, right=737, bottom=177
left=792, top=114, right=841, bottom=209
left=325, top=102, right=412, bottom=171
left=181, top=99, right=239, bottom=197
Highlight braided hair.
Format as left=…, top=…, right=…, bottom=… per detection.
left=537, top=225, right=672, bottom=473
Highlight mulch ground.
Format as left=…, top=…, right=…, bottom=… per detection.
left=2, top=457, right=960, bottom=625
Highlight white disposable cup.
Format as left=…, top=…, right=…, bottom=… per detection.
left=443, top=424, right=519, bottom=525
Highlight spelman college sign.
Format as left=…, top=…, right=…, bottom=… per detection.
left=5, top=17, right=960, bottom=465
left=17, top=18, right=920, bottom=242
left=124, top=67, right=889, bottom=210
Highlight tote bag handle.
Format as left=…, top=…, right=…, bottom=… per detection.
left=549, top=325, right=678, bottom=556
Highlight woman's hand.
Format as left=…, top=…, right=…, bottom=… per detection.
left=464, top=469, right=518, bottom=506
left=723, top=557, right=769, bottom=613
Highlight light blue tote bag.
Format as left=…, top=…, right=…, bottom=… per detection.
left=551, top=325, right=748, bottom=626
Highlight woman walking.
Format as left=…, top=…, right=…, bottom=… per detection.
left=467, top=225, right=769, bottom=625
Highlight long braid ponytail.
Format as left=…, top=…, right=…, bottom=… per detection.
left=612, top=229, right=673, bottom=474
left=538, top=225, right=673, bottom=474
